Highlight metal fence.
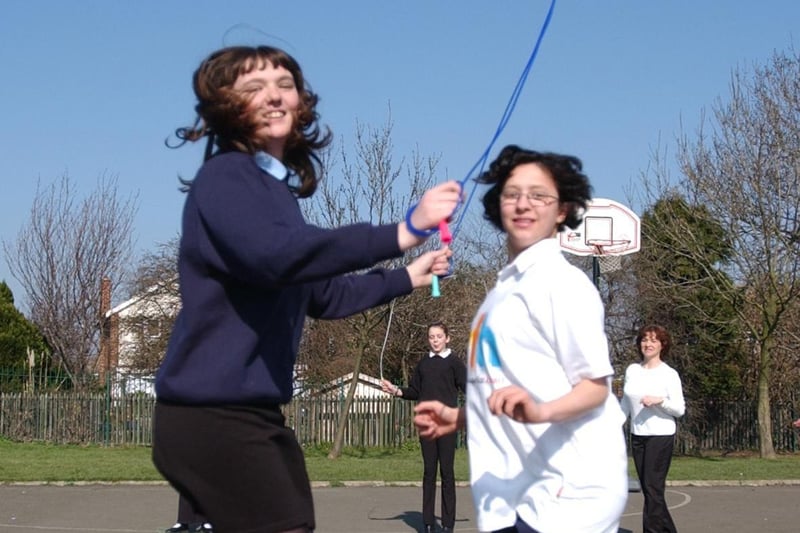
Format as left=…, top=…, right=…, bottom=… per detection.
left=674, top=398, right=799, bottom=454
left=1, top=392, right=798, bottom=453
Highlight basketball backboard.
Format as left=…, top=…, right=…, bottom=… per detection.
left=559, top=198, right=640, bottom=256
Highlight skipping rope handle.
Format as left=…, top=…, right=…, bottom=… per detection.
left=431, top=219, right=453, bottom=298
left=404, top=204, right=444, bottom=297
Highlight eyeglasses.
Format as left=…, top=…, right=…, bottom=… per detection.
left=500, top=190, right=559, bottom=206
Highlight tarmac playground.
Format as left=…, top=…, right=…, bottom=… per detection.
left=1, top=481, right=799, bottom=533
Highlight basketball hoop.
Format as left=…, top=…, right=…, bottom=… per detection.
left=559, top=198, right=640, bottom=287
left=589, top=239, right=630, bottom=273
left=559, top=198, right=640, bottom=257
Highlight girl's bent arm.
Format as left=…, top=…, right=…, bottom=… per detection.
left=489, top=377, right=610, bottom=424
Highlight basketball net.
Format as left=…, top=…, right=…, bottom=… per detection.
left=589, top=240, right=630, bottom=273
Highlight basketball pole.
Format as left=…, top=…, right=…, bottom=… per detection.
left=592, top=256, right=600, bottom=289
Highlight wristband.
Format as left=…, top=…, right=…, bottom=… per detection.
left=405, top=204, right=437, bottom=238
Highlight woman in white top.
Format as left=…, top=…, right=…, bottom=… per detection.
left=622, top=325, right=685, bottom=533
left=413, top=145, right=628, bottom=533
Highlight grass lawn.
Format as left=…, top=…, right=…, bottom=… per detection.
left=2, top=438, right=800, bottom=484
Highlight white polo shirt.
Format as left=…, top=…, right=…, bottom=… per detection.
left=466, top=238, right=628, bottom=533
left=622, top=361, right=685, bottom=436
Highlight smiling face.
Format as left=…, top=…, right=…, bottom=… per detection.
left=500, top=162, right=566, bottom=258
left=233, top=60, right=300, bottom=159
left=639, top=331, right=663, bottom=362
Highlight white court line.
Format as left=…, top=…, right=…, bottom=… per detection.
left=621, top=489, right=693, bottom=518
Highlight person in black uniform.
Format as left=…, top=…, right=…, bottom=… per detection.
left=382, top=321, right=467, bottom=533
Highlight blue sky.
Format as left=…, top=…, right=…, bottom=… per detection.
left=1, top=0, right=798, bottom=307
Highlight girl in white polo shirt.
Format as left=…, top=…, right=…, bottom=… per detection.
left=414, top=145, right=628, bottom=533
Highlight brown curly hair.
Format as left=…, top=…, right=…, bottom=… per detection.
left=171, top=46, right=331, bottom=197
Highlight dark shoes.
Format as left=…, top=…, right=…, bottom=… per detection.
left=166, top=523, right=212, bottom=533
left=442, top=528, right=454, bottom=533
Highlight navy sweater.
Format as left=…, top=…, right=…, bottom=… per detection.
left=155, top=152, right=413, bottom=405
left=400, top=354, right=467, bottom=407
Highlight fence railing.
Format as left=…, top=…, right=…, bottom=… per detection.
left=674, top=398, right=799, bottom=454
left=1, top=392, right=798, bottom=453
left=0, top=393, right=155, bottom=445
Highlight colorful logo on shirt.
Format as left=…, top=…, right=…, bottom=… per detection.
left=469, top=313, right=501, bottom=370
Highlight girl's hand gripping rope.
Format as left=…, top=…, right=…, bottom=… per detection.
left=431, top=188, right=461, bottom=297
left=401, top=181, right=462, bottom=296
left=406, top=247, right=453, bottom=289
left=400, top=181, right=462, bottom=249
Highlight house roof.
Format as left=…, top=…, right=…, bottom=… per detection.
left=305, top=372, right=390, bottom=397
left=105, top=279, right=179, bottom=318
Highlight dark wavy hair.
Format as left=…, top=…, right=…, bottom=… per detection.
left=635, top=325, right=672, bottom=360
left=476, top=145, right=592, bottom=232
left=170, top=45, right=331, bottom=197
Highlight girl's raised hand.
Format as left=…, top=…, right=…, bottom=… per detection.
left=410, top=180, right=462, bottom=231
left=406, top=247, right=453, bottom=288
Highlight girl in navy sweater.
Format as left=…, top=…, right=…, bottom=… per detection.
left=152, top=45, right=461, bottom=533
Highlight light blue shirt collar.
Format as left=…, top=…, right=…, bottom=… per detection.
left=253, top=151, right=289, bottom=181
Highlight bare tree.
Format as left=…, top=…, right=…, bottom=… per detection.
left=300, top=116, right=434, bottom=458
left=635, top=48, right=800, bottom=457
left=300, top=111, right=474, bottom=457
left=299, top=112, right=511, bottom=457
left=3, top=173, right=138, bottom=388
left=120, top=237, right=180, bottom=373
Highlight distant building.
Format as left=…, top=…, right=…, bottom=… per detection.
left=97, top=277, right=179, bottom=396
left=96, top=280, right=387, bottom=400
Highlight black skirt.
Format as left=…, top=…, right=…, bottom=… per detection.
left=153, top=401, right=314, bottom=533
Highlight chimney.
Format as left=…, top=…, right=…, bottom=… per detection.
left=100, top=277, right=112, bottom=317
left=97, top=277, right=118, bottom=381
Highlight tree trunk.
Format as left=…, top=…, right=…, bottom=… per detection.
left=757, top=340, right=776, bottom=458
left=328, top=344, right=365, bottom=459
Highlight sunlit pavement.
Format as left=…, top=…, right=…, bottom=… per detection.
left=0, top=482, right=799, bottom=533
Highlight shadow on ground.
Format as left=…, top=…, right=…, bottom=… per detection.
left=367, top=510, right=471, bottom=532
